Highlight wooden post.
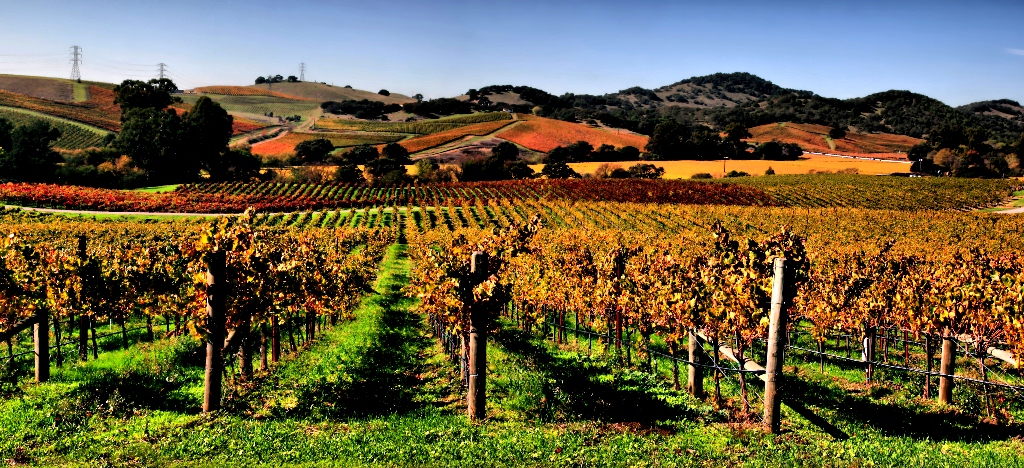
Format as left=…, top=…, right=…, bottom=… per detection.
left=614, top=256, right=624, bottom=354
left=467, top=251, right=489, bottom=421
left=763, top=257, right=788, bottom=434
left=938, top=328, right=956, bottom=405
left=77, top=236, right=89, bottom=362
left=864, top=328, right=876, bottom=382
left=34, top=310, right=49, bottom=383
left=687, top=328, right=703, bottom=398
left=271, top=315, right=281, bottom=362
left=203, top=251, right=226, bottom=413
left=924, top=334, right=933, bottom=398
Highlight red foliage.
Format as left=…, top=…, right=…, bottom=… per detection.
left=0, top=180, right=775, bottom=214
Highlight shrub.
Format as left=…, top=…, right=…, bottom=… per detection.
left=691, top=172, right=713, bottom=179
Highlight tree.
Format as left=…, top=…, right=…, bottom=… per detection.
left=724, top=122, right=752, bottom=142
left=294, top=139, right=335, bottom=165
left=506, top=161, right=536, bottom=180
left=219, top=149, right=262, bottom=181
left=646, top=121, right=693, bottom=160
left=547, top=141, right=593, bottom=163
left=541, top=146, right=580, bottom=179
left=414, top=158, right=440, bottom=182
left=113, top=79, right=180, bottom=113
left=491, top=141, right=519, bottom=162
left=343, top=145, right=379, bottom=165
left=0, top=120, right=62, bottom=182
left=753, top=140, right=799, bottom=160
left=255, top=76, right=267, bottom=85
left=460, top=157, right=507, bottom=182
left=286, top=76, right=299, bottom=83
left=381, top=143, right=411, bottom=163
left=333, top=164, right=364, bottom=183
left=413, top=93, right=424, bottom=102
left=541, top=160, right=579, bottom=179
left=378, top=89, right=390, bottom=96
left=828, top=123, right=847, bottom=140
left=0, top=117, right=12, bottom=152
left=184, top=96, right=235, bottom=181
left=627, top=163, right=665, bottom=179
left=115, top=108, right=190, bottom=183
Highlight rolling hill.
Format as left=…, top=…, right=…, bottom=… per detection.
left=746, top=122, right=922, bottom=159
left=247, top=82, right=415, bottom=104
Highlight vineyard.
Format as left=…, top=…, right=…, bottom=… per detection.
left=496, top=114, right=649, bottom=152
left=250, top=132, right=405, bottom=157
left=747, top=122, right=923, bottom=158
left=315, top=112, right=513, bottom=134
left=0, top=176, right=1015, bottom=214
left=178, top=93, right=320, bottom=118
left=0, top=106, right=111, bottom=150
left=192, top=86, right=310, bottom=100
left=0, top=87, right=121, bottom=131
left=0, top=194, right=1023, bottom=465
left=0, top=173, right=1023, bottom=465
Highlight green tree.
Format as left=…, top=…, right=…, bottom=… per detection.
left=645, top=121, right=693, bottom=160
left=0, top=121, right=62, bottom=182
left=506, top=160, right=536, bottom=179
left=491, top=141, right=520, bottom=162
left=114, top=108, right=190, bottom=183
left=333, top=164, right=364, bottom=183
left=541, top=161, right=579, bottom=179
left=294, top=139, right=335, bottom=164
left=0, top=117, right=13, bottom=151
left=724, top=122, right=752, bottom=142
left=219, top=149, right=262, bottom=181
left=343, top=145, right=380, bottom=165
left=113, top=79, right=180, bottom=113
left=828, top=123, right=847, bottom=139
left=627, top=163, right=665, bottom=179
left=381, top=143, right=411, bottom=163
left=184, top=96, right=234, bottom=180
left=378, top=89, right=390, bottom=96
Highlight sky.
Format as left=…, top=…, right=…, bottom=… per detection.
left=0, top=0, right=1022, bottom=106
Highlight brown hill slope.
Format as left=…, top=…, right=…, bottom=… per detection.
left=746, top=122, right=921, bottom=159
left=247, top=82, right=414, bottom=104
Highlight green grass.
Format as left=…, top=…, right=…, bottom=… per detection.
left=72, top=82, right=90, bottom=102
left=2, top=244, right=1022, bottom=467
left=132, top=184, right=181, bottom=193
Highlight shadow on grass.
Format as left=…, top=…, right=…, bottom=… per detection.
left=492, top=326, right=701, bottom=426
left=784, top=375, right=1024, bottom=442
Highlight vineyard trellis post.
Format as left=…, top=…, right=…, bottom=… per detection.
left=687, top=329, right=703, bottom=398
left=77, top=236, right=88, bottom=362
left=203, top=250, right=226, bottom=413
left=614, top=254, right=625, bottom=355
left=763, top=257, right=788, bottom=434
left=939, top=328, right=956, bottom=405
left=33, top=307, right=49, bottom=383
left=467, top=251, right=489, bottom=420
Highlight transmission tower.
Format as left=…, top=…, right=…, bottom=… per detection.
left=299, top=63, right=306, bottom=82
left=69, top=46, right=82, bottom=81
left=158, top=63, right=167, bottom=80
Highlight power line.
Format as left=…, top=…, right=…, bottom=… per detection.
left=158, top=63, right=167, bottom=80
left=69, top=46, right=82, bottom=81
left=299, top=63, right=306, bottom=82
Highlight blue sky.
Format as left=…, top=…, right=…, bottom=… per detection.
left=0, top=0, right=1021, bottom=106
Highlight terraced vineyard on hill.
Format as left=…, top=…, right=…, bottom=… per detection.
left=0, top=106, right=111, bottom=149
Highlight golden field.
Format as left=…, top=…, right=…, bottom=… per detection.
left=531, top=154, right=912, bottom=179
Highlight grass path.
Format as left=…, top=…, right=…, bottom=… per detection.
left=253, top=243, right=449, bottom=418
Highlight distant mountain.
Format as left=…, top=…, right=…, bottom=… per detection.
left=461, top=73, right=1024, bottom=144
